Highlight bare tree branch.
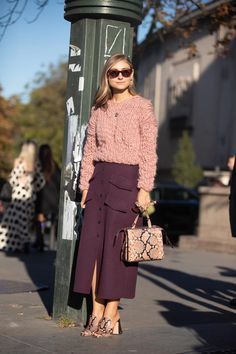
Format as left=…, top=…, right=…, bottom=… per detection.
left=0, top=0, right=28, bottom=41
left=0, top=0, right=235, bottom=55
left=26, top=0, right=49, bottom=23
left=0, top=0, right=49, bottom=41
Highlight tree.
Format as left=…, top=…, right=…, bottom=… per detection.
left=0, top=88, right=19, bottom=177
left=142, top=1, right=236, bottom=57
left=1, top=0, right=235, bottom=54
left=15, top=61, right=67, bottom=165
left=171, top=130, right=203, bottom=188
left=0, top=0, right=50, bottom=42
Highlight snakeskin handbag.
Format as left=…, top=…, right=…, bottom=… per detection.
left=121, top=214, right=165, bottom=262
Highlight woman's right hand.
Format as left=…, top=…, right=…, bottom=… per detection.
left=80, top=189, right=88, bottom=209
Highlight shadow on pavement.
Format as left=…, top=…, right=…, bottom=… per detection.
left=217, top=266, right=236, bottom=278
left=139, top=264, right=236, bottom=311
left=138, top=263, right=236, bottom=351
left=4, top=250, right=56, bottom=315
left=158, top=300, right=236, bottom=352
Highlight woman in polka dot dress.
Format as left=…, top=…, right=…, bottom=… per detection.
left=0, top=141, right=45, bottom=252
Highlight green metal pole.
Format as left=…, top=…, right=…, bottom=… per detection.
left=53, top=0, right=142, bottom=324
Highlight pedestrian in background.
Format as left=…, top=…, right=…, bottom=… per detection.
left=228, top=153, right=236, bottom=307
left=229, top=154, right=236, bottom=236
left=73, top=54, right=158, bottom=337
left=0, top=140, right=45, bottom=253
left=35, top=144, right=61, bottom=251
left=227, top=155, right=235, bottom=172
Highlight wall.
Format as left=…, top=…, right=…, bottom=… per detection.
left=137, top=25, right=236, bottom=175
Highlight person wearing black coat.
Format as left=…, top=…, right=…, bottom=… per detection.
left=229, top=155, right=236, bottom=237
left=228, top=154, right=236, bottom=307
left=35, top=145, right=61, bottom=251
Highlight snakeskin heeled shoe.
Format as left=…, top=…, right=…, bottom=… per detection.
left=81, top=314, right=101, bottom=336
left=93, top=317, right=123, bottom=337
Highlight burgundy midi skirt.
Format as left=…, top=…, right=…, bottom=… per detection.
left=73, top=161, right=142, bottom=299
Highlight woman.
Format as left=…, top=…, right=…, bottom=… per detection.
left=0, top=140, right=45, bottom=253
left=74, top=54, right=158, bottom=337
left=35, top=144, right=61, bottom=251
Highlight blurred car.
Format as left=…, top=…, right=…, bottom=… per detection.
left=150, top=181, right=199, bottom=237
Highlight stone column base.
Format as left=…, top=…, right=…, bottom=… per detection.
left=179, top=185, right=236, bottom=254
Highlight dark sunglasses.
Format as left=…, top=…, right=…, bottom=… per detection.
left=107, top=68, right=132, bottom=79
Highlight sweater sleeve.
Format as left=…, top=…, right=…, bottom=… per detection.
left=79, top=107, right=97, bottom=191
left=137, top=100, right=158, bottom=192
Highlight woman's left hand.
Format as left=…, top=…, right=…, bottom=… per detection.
left=136, top=188, right=151, bottom=211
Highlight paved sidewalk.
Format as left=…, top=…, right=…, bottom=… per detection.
left=0, top=247, right=235, bottom=354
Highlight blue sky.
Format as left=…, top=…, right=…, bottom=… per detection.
left=1, top=1, right=70, bottom=99
left=0, top=1, right=149, bottom=100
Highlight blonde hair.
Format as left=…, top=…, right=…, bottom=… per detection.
left=95, top=54, right=137, bottom=110
left=19, top=140, right=37, bottom=172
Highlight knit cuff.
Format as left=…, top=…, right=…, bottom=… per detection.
left=79, top=181, right=89, bottom=192
left=137, top=179, right=154, bottom=193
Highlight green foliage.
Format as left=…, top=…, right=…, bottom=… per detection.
left=172, top=130, right=203, bottom=188
left=14, top=61, right=67, bottom=166
left=0, top=88, right=20, bottom=177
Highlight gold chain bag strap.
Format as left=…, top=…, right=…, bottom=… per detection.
left=121, top=213, right=165, bottom=262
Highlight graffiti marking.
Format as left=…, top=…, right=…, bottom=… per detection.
left=104, top=25, right=126, bottom=57
left=69, top=44, right=81, bottom=57
left=69, top=63, right=81, bottom=72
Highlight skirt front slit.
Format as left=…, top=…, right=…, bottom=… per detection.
left=73, top=162, right=141, bottom=299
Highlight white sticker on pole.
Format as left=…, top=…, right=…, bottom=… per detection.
left=62, top=192, right=76, bottom=240
left=78, top=77, right=84, bottom=91
left=69, top=63, right=81, bottom=72
left=69, top=44, right=81, bottom=57
left=66, top=97, right=75, bottom=116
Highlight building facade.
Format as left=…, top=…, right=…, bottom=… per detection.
left=137, top=12, right=236, bottom=178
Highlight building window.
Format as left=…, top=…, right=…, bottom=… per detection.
left=167, top=75, right=193, bottom=138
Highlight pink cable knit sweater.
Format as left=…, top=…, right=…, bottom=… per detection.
left=79, top=95, right=158, bottom=192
